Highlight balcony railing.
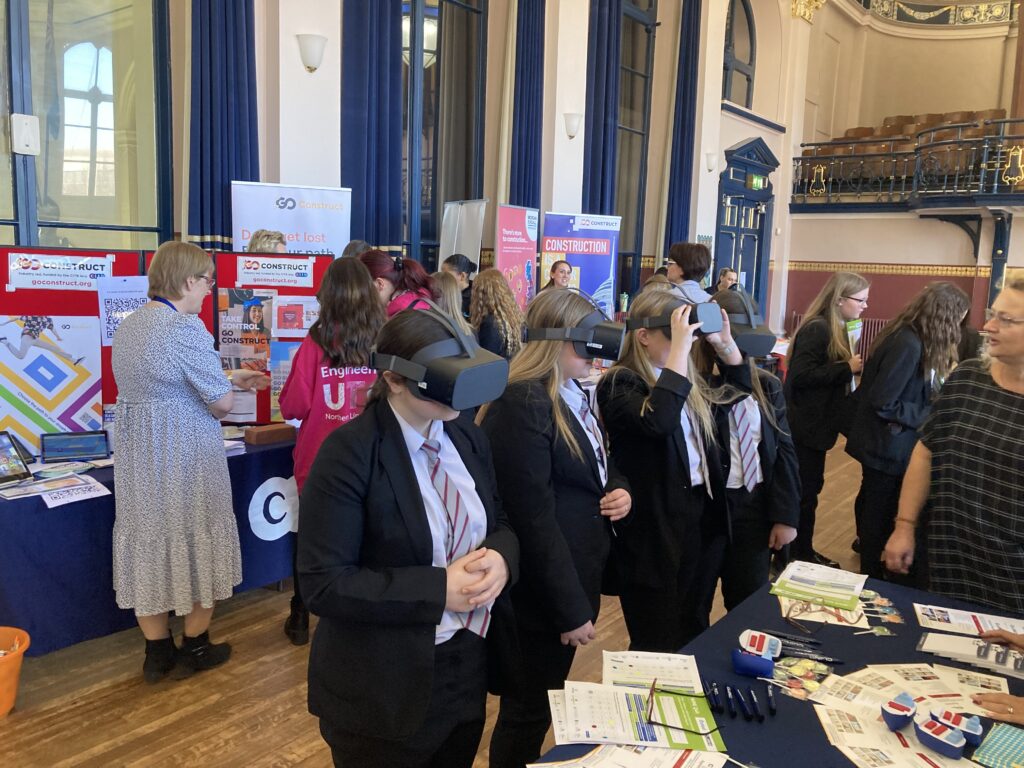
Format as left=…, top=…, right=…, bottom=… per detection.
left=792, top=118, right=1024, bottom=205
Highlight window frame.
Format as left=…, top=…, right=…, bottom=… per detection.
left=722, top=0, right=756, bottom=110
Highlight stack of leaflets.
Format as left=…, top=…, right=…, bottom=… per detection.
left=526, top=745, right=729, bottom=768
left=770, top=560, right=868, bottom=611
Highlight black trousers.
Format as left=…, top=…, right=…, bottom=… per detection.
left=320, top=630, right=487, bottom=768
left=721, top=485, right=772, bottom=611
left=618, top=487, right=726, bottom=652
left=793, top=442, right=827, bottom=561
left=291, top=536, right=305, bottom=612
left=489, top=625, right=579, bottom=768
left=854, top=465, right=921, bottom=587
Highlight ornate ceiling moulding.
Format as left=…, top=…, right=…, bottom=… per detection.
left=793, top=0, right=829, bottom=22
left=849, top=0, right=1017, bottom=27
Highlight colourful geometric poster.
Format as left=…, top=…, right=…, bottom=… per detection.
left=541, top=213, right=621, bottom=316
left=0, top=315, right=102, bottom=452
left=495, top=205, right=538, bottom=310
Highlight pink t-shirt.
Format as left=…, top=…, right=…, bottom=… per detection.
left=278, top=335, right=377, bottom=492
left=386, top=288, right=432, bottom=317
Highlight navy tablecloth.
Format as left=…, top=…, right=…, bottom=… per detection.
left=0, top=441, right=297, bottom=656
left=540, top=579, right=1024, bottom=767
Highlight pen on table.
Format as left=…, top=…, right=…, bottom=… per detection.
left=704, top=680, right=721, bottom=713
left=765, top=682, right=777, bottom=716
left=734, top=686, right=754, bottom=721
left=724, top=684, right=738, bottom=718
left=747, top=686, right=765, bottom=722
left=711, top=681, right=724, bottom=714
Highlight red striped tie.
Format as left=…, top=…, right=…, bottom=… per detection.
left=421, top=439, right=490, bottom=638
left=733, top=398, right=758, bottom=492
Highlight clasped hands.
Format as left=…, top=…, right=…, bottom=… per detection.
left=445, top=548, right=509, bottom=614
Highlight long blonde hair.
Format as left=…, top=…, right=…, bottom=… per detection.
left=470, top=268, right=525, bottom=357
left=789, top=271, right=869, bottom=364
left=477, top=288, right=594, bottom=459
left=431, top=271, right=473, bottom=335
left=609, top=290, right=735, bottom=445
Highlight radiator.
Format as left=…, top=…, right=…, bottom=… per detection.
left=790, top=313, right=890, bottom=359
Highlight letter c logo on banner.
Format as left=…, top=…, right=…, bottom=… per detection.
left=275, top=197, right=297, bottom=210
left=248, top=476, right=299, bottom=541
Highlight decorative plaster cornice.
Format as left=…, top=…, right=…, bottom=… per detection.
left=793, top=0, right=829, bottom=22
left=833, top=0, right=1015, bottom=40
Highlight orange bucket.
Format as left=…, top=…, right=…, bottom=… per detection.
left=0, top=627, right=30, bottom=717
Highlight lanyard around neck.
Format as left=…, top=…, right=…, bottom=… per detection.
left=153, top=297, right=178, bottom=312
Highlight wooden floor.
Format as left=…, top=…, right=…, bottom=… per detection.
left=0, top=441, right=862, bottom=767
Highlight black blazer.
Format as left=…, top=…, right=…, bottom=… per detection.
left=595, top=363, right=750, bottom=590
left=477, top=315, right=508, bottom=359
left=480, top=379, right=629, bottom=635
left=714, top=370, right=801, bottom=529
left=297, top=399, right=519, bottom=740
left=845, top=327, right=932, bottom=475
left=784, top=317, right=854, bottom=450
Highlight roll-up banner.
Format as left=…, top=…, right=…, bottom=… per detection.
left=230, top=181, right=352, bottom=257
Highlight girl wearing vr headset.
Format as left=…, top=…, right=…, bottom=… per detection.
left=297, top=308, right=518, bottom=768
left=596, top=290, right=778, bottom=651
left=479, top=288, right=632, bottom=768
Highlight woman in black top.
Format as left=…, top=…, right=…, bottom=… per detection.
left=479, top=288, right=631, bottom=768
left=596, top=290, right=749, bottom=652
left=784, top=271, right=868, bottom=566
left=846, top=281, right=969, bottom=580
left=442, top=253, right=477, bottom=318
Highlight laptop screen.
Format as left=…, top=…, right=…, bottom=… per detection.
left=40, top=431, right=110, bottom=463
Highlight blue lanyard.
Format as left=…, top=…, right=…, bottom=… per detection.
left=153, top=297, right=177, bottom=312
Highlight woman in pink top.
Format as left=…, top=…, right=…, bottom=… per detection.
left=278, top=257, right=385, bottom=644
left=358, top=249, right=436, bottom=316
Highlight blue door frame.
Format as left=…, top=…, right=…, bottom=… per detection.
left=714, top=137, right=778, bottom=306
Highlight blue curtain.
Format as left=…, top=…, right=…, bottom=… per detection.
left=341, top=0, right=404, bottom=248
left=187, top=0, right=259, bottom=249
left=663, top=0, right=702, bottom=251
left=582, top=0, right=622, bottom=215
left=509, top=0, right=545, bottom=209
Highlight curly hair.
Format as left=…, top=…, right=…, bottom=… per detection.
left=469, top=269, right=525, bottom=358
left=309, top=257, right=386, bottom=368
left=870, top=281, right=970, bottom=382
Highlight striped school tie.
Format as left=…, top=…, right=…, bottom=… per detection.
left=420, top=438, right=490, bottom=638
left=577, top=393, right=607, bottom=477
left=732, top=397, right=759, bottom=492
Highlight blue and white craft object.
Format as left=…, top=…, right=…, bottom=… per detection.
left=915, top=717, right=966, bottom=760
left=881, top=692, right=917, bottom=731
left=739, top=630, right=783, bottom=659
left=931, top=709, right=983, bottom=746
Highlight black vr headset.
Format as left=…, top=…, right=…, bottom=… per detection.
left=525, top=290, right=626, bottom=361
left=370, top=302, right=509, bottom=410
left=626, top=299, right=724, bottom=336
left=722, top=289, right=777, bottom=358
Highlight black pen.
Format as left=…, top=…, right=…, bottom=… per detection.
left=711, top=681, right=724, bottom=714
left=748, top=686, right=764, bottom=722
left=766, top=682, right=777, bottom=716
left=734, top=686, right=753, bottom=721
left=724, top=684, right=738, bottom=718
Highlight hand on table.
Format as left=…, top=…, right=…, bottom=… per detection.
left=971, top=692, right=1024, bottom=725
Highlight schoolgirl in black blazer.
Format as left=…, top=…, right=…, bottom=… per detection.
left=845, top=282, right=969, bottom=580
left=479, top=288, right=631, bottom=768
left=298, top=310, right=519, bottom=768
left=783, top=271, right=869, bottom=565
left=595, top=290, right=749, bottom=653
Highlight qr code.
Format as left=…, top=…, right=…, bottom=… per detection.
left=103, top=297, right=149, bottom=341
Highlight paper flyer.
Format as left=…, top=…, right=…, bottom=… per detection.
left=0, top=315, right=103, bottom=451
left=770, top=560, right=867, bottom=611
left=846, top=318, right=863, bottom=392
left=867, top=664, right=970, bottom=712
left=601, top=651, right=703, bottom=692
left=96, top=276, right=150, bottom=347
left=778, top=596, right=870, bottom=628
left=918, top=632, right=1024, bottom=681
left=931, top=664, right=1009, bottom=698
left=527, top=743, right=728, bottom=768
left=913, top=603, right=1024, bottom=637
left=218, top=288, right=277, bottom=372
left=271, top=295, right=320, bottom=339
left=809, top=674, right=889, bottom=718
left=41, top=476, right=111, bottom=508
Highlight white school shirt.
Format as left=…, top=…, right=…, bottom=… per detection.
left=726, top=395, right=764, bottom=490
left=652, top=366, right=704, bottom=487
left=390, top=403, right=491, bottom=644
left=559, top=380, right=609, bottom=487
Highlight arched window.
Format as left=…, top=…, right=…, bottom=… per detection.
left=723, top=0, right=755, bottom=109
left=62, top=42, right=115, bottom=197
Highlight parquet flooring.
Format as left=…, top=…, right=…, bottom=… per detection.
left=0, top=441, right=861, bottom=767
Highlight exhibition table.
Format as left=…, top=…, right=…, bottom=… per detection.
left=539, top=579, right=1024, bottom=767
left=0, top=441, right=297, bottom=656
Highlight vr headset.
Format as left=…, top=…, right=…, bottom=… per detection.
left=626, top=300, right=723, bottom=337
left=370, top=302, right=509, bottom=411
left=525, top=292, right=626, bottom=361
left=723, top=289, right=777, bottom=358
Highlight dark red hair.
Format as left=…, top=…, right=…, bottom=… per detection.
left=358, top=249, right=435, bottom=298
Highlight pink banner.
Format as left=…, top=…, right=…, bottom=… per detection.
left=494, top=205, right=539, bottom=310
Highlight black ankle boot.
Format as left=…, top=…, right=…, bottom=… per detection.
left=143, top=635, right=177, bottom=684
left=174, top=631, right=231, bottom=676
left=284, top=601, right=309, bottom=646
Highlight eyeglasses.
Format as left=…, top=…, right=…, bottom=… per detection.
left=842, top=296, right=868, bottom=305
left=784, top=599, right=864, bottom=634
left=985, top=308, right=1024, bottom=327
left=194, top=274, right=215, bottom=286
left=643, top=678, right=720, bottom=737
